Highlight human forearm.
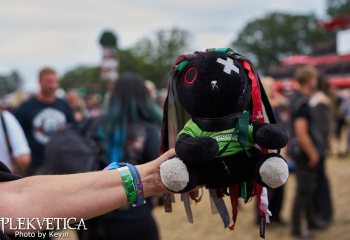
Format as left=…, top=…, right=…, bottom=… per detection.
left=0, top=149, right=175, bottom=233
left=1, top=170, right=126, bottom=222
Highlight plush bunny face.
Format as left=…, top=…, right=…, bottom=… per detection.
left=175, top=52, right=251, bottom=118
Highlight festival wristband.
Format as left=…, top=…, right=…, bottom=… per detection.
left=103, top=162, right=120, bottom=170
left=118, top=166, right=137, bottom=204
left=121, top=163, right=145, bottom=206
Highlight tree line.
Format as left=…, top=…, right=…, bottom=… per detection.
left=35, top=0, right=350, bottom=94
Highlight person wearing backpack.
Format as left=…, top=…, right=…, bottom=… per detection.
left=39, top=116, right=106, bottom=175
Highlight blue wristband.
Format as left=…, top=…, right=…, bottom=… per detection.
left=103, top=162, right=120, bottom=170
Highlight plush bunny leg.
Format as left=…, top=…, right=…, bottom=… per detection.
left=160, top=157, right=200, bottom=193
left=255, top=153, right=289, bottom=189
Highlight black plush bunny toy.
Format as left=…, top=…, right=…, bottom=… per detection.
left=160, top=49, right=289, bottom=194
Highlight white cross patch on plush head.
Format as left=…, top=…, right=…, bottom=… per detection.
left=217, top=57, right=239, bottom=75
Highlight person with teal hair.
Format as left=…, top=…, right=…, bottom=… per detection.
left=102, top=72, right=162, bottom=165
left=91, top=72, right=162, bottom=240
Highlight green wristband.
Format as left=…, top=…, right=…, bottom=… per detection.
left=118, top=166, right=137, bottom=204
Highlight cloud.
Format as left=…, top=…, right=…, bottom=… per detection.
left=0, top=0, right=324, bottom=91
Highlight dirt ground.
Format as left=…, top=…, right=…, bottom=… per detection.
left=152, top=154, right=350, bottom=240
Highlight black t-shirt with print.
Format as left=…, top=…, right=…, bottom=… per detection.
left=14, top=96, right=74, bottom=175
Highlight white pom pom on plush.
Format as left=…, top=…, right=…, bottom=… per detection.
left=259, top=156, right=289, bottom=189
left=160, top=157, right=189, bottom=192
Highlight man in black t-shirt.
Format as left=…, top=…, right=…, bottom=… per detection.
left=15, top=67, right=74, bottom=176
left=290, top=66, right=323, bottom=239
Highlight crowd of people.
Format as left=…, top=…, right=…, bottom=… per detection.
left=1, top=64, right=350, bottom=240
left=0, top=67, right=167, bottom=240
left=264, top=66, right=350, bottom=239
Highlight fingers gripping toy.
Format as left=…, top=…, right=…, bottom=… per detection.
left=159, top=48, right=289, bottom=238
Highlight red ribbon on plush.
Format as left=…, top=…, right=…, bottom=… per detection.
left=241, top=60, right=268, bottom=239
left=228, top=185, right=240, bottom=231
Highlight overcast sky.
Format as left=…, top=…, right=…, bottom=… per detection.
left=0, top=0, right=326, bottom=91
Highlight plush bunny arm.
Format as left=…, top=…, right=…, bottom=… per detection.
left=175, top=134, right=219, bottom=166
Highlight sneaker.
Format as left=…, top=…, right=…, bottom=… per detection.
left=269, top=219, right=287, bottom=227
left=309, top=218, right=329, bottom=230
left=291, top=231, right=314, bottom=239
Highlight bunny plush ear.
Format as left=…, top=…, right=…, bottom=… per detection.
left=160, top=54, right=196, bottom=154
left=160, top=54, right=194, bottom=215
left=232, top=52, right=277, bottom=125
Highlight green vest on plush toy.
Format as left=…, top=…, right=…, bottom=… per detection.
left=179, top=112, right=255, bottom=157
